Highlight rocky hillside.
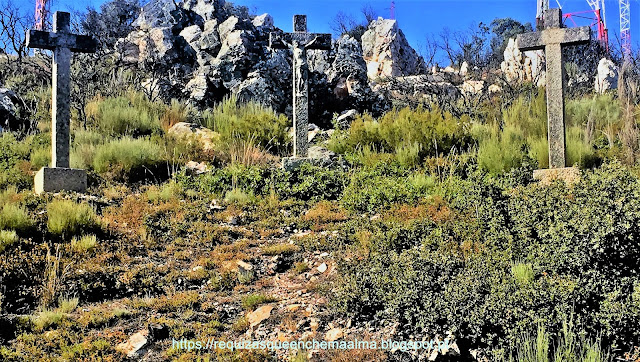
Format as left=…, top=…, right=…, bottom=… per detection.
left=115, top=0, right=433, bottom=126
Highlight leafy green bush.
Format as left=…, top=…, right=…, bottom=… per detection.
left=47, top=200, right=100, bottom=238
left=329, top=106, right=472, bottom=162
left=202, top=96, right=290, bottom=155
left=0, top=230, right=18, bottom=253
left=91, top=136, right=165, bottom=177
left=0, top=204, right=34, bottom=234
left=179, top=163, right=347, bottom=202
left=85, top=91, right=164, bottom=137
left=334, top=163, right=640, bottom=356
left=341, top=164, right=438, bottom=213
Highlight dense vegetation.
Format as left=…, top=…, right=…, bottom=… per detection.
left=1, top=0, right=640, bottom=361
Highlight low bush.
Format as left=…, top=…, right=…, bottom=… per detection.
left=0, top=204, right=34, bottom=234
left=85, top=91, right=164, bottom=137
left=47, top=200, right=100, bottom=238
left=178, top=163, right=347, bottom=202
left=201, top=96, right=290, bottom=156
left=71, top=235, right=97, bottom=253
left=241, top=294, right=278, bottom=311
left=0, top=230, right=18, bottom=253
left=333, top=163, right=640, bottom=357
left=91, top=136, right=166, bottom=179
left=329, top=106, right=472, bottom=162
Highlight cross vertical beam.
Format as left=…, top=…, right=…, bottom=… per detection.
left=52, top=12, right=71, bottom=168
left=26, top=11, right=97, bottom=193
left=269, top=15, right=331, bottom=158
left=517, top=8, right=590, bottom=170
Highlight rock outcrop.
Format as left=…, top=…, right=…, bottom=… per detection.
left=117, top=0, right=388, bottom=126
left=0, top=88, right=27, bottom=132
left=501, top=38, right=545, bottom=87
left=361, top=17, right=425, bottom=80
left=594, top=58, right=618, bottom=94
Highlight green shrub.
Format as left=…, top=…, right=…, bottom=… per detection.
left=91, top=136, right=165, bottom=177
left=71, top=235, right=97, bottom=253
left=329, top=106, right=472, bottom=162
left=0, top=204, right=34, bottom=233
left=341, top=165, right=438, bottom=213
left=47, top=200, right=99, bottom=238
left=202, top=95, right=290, bottom=155
left=0, top=133, right=36, bottom=189
left=224, top=188, right=251, bottom=205
left=0, top=230, right=18, bottom=253
left=85, top=91, right=164, bottom=137
left=334, top=162, right=640, bottom=355
left=241, top=293, right=278, bottom=311
left=511, top=261, right=534, bottom=286
left=179, top=163, right=347, bottom=202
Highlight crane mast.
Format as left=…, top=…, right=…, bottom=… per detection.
left=620, top=0, right=631, bottom=57
left=34, top=0, right=49, bottom=30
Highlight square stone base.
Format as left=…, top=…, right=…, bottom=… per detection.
left=34, top=167, right=87, bottom=194
left=533, top=167, right=580, bottom=186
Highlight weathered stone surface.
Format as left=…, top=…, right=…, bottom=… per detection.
left=252, top=13, right=273, bottom=29
left=501, top=38, right=545, bottom=87
left=0, top=88, right=26, bottom=131
left=533, top=167, right=580, bottom=186
left=116, top=329, right=149, bottom=358
left=335, top=109, right=357, bottom=130
left=517, top=8, right=590, bottom=170
left=168, top=122, right=220, bottom=151
left=325, top=328, right=343, bottom=342
left=247, top=305, right=273, bottom=327
left=595, top=58, right=618, bottom=94
left=361, top=17, right=425, bottom=80
left=35, top=167, right=87, bottom=194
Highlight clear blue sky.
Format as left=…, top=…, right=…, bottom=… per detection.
left=14, top=0, right=640, bottom=56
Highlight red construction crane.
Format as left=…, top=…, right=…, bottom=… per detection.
left=34, top=0, right=49, bottom=30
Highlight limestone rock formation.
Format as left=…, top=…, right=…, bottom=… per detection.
left=501, top=38, right=545, bottom=87
left=0, top=88, right=26, bottom=132
left=594, top=58, right=618, bottom=94
left=361, top=17, right=425, bottom=80
left=117, top=0, right=387, bottom=126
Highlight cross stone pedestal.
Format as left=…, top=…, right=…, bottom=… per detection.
left=270, top=15, right=331, bottom=169
left=26, top=11, right=96, bottom=194
left=533, top=167, right=580, bottom=185
left=517, top=8, right=590, bottom=182
left=35, top=167, right=88, bottom=193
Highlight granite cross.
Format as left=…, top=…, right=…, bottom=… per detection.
left=26, top=11, right=97, bottom=193
left=517, top=9, right=590, bottom=169
left=269, top=15, right=331, bottom=158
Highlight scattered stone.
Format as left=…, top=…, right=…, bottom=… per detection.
left=325, top=328, right=343, bottom=341
left=237, top=260, right=253, bottom=273
left=595, top=58, right=618, bottom=94
left=185, top=161, right=209, bottom=174
left=335, top=109, right=358, bottom=130
left=317, top=263, right=327, bottom=273
left=361, top=18, right=425, bottom=80
left=0, top=88, right=26, bottom=131
left=116, top=329, right=149, bottom=358
left=168, top=122, right=220, bottom=151
left=247, top=305, right=274, bottom=328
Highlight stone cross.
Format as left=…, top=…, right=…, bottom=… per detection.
left=517, top=9, right=590, bottom=169
left=26, top=11, right=97, bottom=193
left=269, top=15, right=331, bottom=158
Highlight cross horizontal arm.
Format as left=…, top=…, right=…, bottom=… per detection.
left=26, top=30, right=97, bottom=53
left=269, top=32, right=331, bottom=50
left=517, top=26, right=590, bottom=51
